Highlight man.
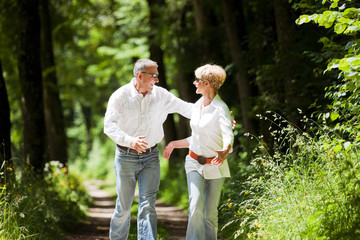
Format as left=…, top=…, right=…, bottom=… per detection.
left=104, top=59, right=193, bottom=239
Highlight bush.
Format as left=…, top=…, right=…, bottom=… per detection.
left=0, top=160, right=91, bottom=239
left=220, top=112, right=360, bottom=239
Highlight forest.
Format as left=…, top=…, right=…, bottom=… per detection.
left=1, top=0, right=360, bottom=239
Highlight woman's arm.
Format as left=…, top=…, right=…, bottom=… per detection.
left=163, top=138, right=190, bottom=159
left=212, top=143, right=232, bottom=167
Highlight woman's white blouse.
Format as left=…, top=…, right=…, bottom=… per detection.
left=185, top=94, right=234, bottom=179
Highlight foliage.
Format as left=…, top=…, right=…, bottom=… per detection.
left=296, top=0, right=360, bottom=134
left=219, top=2, right=360, bottom=239
left=0, top=160, right=91, bottom=239
left=220, top=112, right=360, bottom=239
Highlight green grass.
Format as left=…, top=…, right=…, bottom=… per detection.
left=219, top=113, right=360, bottom=239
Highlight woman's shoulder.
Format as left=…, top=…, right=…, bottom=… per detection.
left=212, top=95, right=230, bottom=111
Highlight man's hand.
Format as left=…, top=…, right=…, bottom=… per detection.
left=130, top=136, right=148, bottom=153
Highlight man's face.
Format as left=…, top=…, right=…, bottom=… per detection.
left=139, top=66, right=159, bottom=93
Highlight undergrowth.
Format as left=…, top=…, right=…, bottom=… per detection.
left=0, top=160, right=91, bottom=239
left=219, top=112, right=360, bottom=239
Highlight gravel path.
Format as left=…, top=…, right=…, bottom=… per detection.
left=65, top=180, right=188, bottom=240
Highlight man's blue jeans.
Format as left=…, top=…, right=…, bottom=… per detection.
left=186, top=171, right=225, bottom=240
left=110, top=146, right=160, bottom=240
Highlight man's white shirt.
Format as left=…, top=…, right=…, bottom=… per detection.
left=104, top=78, right=193, bottom=148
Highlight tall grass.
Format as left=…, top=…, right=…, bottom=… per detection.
left=0, top=160, right=91, bottom=239
left=220, top=112, right=360, bottom=239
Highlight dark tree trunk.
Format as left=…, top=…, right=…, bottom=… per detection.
left=193, top=0, right=222, bottom=62
left=17, top=0, right=46, bottom=173
left=222, top=0, right=255, bottom=134
left=273, top=0, right=299, bottom=124
left=146, top=0, right=178, bottom=146
left=81, top=104, right=92, bottom=153
left=0, top=60, right=11, bottom=166
left=39, top=0, right=68, bottom=165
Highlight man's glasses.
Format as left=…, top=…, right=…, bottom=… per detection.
left=142, top=72, right=159, bottom=78
left=195, top=77, right=206, bottom=83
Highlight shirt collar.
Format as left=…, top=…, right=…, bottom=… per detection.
left=195, top=94, right=222, bottom=108
left=130, top=78, right=154, bottom=98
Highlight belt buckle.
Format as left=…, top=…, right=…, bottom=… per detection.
left=197, top=156, right=206, bottom=165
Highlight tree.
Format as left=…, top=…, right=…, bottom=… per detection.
left=39, top=0, right=68, bottom=165
left=222, top=0, right=256, bottom=134
left=0, top=60, right=11, bottom=166
left=17, top=0, right=46, bottom=172
left=146, top=0, right=178, bottom=145
left=192, top=0, right=224, bottom=63
left=273, top=0, right=300, bottom=124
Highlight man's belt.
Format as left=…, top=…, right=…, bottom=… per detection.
left=117, top=144, right=157, bottom=154
left=188, top=150, right=214, bottom=165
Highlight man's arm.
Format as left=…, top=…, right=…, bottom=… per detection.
left=160, top=88, right=193, bottom=119
left=104, top=93, right=133, bottom=147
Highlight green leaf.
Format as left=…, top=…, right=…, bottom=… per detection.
left=330, top=1, right=338, bottom=9
left=339, top=58, right=351, bottom=71
left=334, top=144, right=342, bottom=152
left=330, top=112, right=339, bottom=121
left=296, top=15, right=309, bottom=25
left=334, top=23, right=347, bottom=34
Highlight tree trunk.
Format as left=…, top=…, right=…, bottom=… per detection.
left=273, top=0, right=299, bottom=124
left=146, top=0, right=178, bottom=145
left=193, top=0, right=223, bottom=62
left=222, top=0, right=255, bottom=134
left=39, top=0, right=68, bottom=165
left=81, top=104, right=92, bottom=153
left=0, top=59, right=11, bottom=167
left=17, top=0, right=46, bottom=173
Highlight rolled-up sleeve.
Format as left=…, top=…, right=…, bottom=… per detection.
left=104, top=93, right=133, bottom=147
left=219, top=106, right=234, bottom=151
left=162, top=89, right=193, bottom=119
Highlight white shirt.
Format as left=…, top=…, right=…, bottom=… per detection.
left=104, top=78, right=193, bottom=148
left=185, top=95, right=234, bottom=179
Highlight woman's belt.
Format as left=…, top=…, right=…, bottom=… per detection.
left=188, top=150, right=215, bottom=165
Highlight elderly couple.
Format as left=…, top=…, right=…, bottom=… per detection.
left=104, top=59, right=234, bottom=240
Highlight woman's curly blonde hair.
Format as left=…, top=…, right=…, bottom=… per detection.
left=194, top=64, right=226, bottom=92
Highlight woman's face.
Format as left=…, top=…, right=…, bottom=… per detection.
left=193, top=77, right=207, bottom=95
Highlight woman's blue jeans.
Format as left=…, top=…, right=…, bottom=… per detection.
left=186, top=171, right=225, bottom=240
left=110, top=146, right=160, bottom=240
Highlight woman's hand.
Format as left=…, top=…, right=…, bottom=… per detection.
left=211, top=144, right=231, bottom=167
left=163, top=141, right=174, bottom=159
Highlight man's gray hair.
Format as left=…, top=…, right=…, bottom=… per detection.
left=133, top=59, right=158, bottom=77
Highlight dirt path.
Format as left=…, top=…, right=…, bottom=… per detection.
left=66, top=180, right=188, bottom=240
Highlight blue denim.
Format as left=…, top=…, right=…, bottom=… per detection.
left=110, top=146, right=160, bottom=240
left=186, top=171, right=225, bottom=240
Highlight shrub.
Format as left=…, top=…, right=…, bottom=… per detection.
left=0, top=160, right=91, bottom=239
left=220, top=112, right=360, bottom=239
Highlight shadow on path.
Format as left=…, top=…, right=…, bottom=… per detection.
left=65, top=181, right=114, bottom=240
left=65, top=180, right=188, bottom=240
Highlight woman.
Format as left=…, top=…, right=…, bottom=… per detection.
left=163, top=64, right=234, bottom=240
